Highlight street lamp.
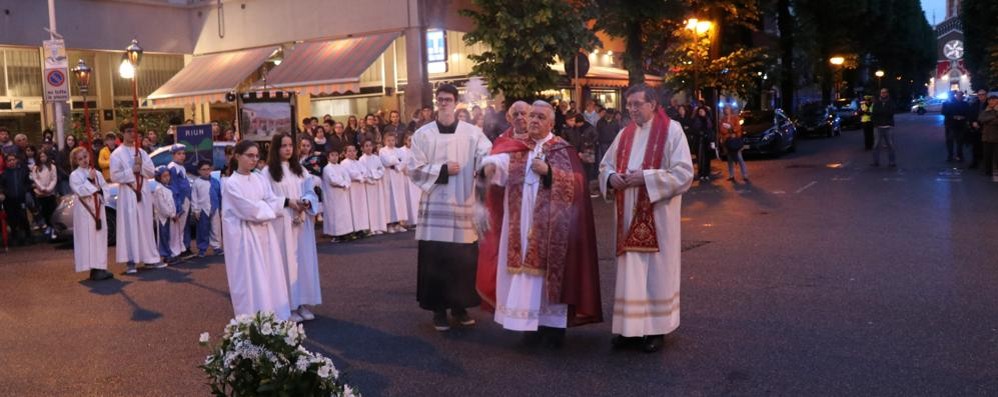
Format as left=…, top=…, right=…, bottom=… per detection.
left=71, top=59, right=93, bottom=150
left=122, top=38, right=144, bottom=200
left=874, top=70, right=885, bottom=89
left=829, top=56, right=845, bottom=100
left=685, top=18, right=713, bottom=104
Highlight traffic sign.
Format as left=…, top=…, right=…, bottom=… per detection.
left=43, top=39, right=69, bottom=102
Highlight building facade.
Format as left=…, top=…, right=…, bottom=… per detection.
left=928, top=0, right=971, bottom=98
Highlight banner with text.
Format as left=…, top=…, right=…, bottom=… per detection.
left=176, top=124, right=214, bottom=174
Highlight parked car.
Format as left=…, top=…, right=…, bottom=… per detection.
left=832, top=99, right=861, bottom=129
left=739, top=108, right=797, bottom=156
left=911, top=97, right=944, bottom=114
left=51, top=142, right=232, bottom=242
left=797, top=103, right=841, bottom=138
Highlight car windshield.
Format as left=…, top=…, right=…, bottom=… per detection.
left=741, top=111, right=774, bottom=125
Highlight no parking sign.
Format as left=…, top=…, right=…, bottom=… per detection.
left=43, top=39, right=69, bottom=102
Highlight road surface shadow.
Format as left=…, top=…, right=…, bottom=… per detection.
left=78, top=278, right=162, bottom=322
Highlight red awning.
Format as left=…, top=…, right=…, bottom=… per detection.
left=254, top=32, right=400, bottom=95
left=148, top=46, right=277, bottom=107
left=579, top=66, right=663, bottom=88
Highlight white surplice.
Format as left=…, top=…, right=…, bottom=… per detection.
left=378, top=146, right=410, bottom=223
left=340, top=158, right=370, bottom=232
left=109, top=145, right=160, bottom=265
left=598, top=116, right=693, bottom=337
left=221, top=171, right=292, bottom=320
left=264, top=163, right=322, bottom=308
left=483, top=134, right=568, bottom=331
left=359, top=153, right=389, bottom=233
left=396, top=146, right=421, bottom=226
left=69, top=167, right=109, bottom=272
left=321, top=162, right=353, bottom=236
left=407, top=121, right=493, bottom=243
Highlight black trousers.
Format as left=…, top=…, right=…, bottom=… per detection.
left=862, top=122, right=874, bottom=150
left=968, top=130, right=982, bottom=167
left=36, top=195, right=57, bottom=227
left=982, top=142, right=998, bottom=176
left=946, top=124, right=967, bottom=160
left=416, top=240, right=480, bottom=312
left=3, top=199, right=29, bottom=243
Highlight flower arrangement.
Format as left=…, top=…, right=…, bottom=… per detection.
left=199, top=311, right=359, bottom=397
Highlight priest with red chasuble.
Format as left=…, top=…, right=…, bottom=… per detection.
left=478, top=100, right=602, bottom=348
left=599, top=84, right=694, bottom=353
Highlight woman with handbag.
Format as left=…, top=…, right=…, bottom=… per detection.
left=720, top=106, right=749, bottom=182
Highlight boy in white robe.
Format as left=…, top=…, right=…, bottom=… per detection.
left=378, top=132, right=410, bottom=233
left=109, top=122, right=163, bottom=274
left=68, top=147, right=113, bottom=281
left=398, top=133, right=420, bottom=228
left=153, top=166, right=178, bottom=264
left=340, top=145, right=370, bottom=238
left=321, top=149, right=354, bottom=242
left=359, top=140, right=389, bottom=234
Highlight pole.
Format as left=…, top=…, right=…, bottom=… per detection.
left=47, top=0, right=66, bottom=151
left=83, top=95, right=91, bottom=150
left=132, top=68, right=142, bottom=201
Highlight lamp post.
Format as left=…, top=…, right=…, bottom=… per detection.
left=685, top=18, right=713, bottom=105
left=874, top=70, right=885, bottom=89
left=829, top=56, right=845, bottom=100
left=71, top=59, right=93, bottom=150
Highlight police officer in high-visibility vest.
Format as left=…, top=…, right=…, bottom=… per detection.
left=859, top=95, right=874, bottom=150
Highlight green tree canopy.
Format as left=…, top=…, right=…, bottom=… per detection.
left=962, top=0, right=998, bottom=89
left=461, top=0, right=600, bottom=102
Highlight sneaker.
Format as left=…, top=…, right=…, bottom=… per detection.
left=452, top=309, right=475, bottom=326
left=432, top=311, right=450, bottom=331
left=125, top=264, right=138, bottom=274
left=289, top=312, right=304, bottom=322
left=197, top=253, right=207, bottom=258
left=214, top=249, right=224, bottom=256
left=298, top=306, right=316, bottom=321
left=149, top=262, right=168, bottom=269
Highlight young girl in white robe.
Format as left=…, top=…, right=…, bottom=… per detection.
left=263, top=133, right=322, bottom=322
left=321, top=149, right=354, bottom=242
left=153, top=166, right=178, bottom=264
left=359, top=139, right=389, bottom=234
left=222, top=140, right=292, bottom=321
left=378, top=132, right=410, bottom=233
left=340, top=145, right=371, bottom=238
left=68, top=147, right=113, bottom=281
left=398, top=133, right=421, bottom=228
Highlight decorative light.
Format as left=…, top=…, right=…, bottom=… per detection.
left=685, top=19, right=699, bottom=30
left=875, top=70, right=885, bottom=78
left=695, top=20, right=713, bottom=35
left=71, top=59, right=92, bottom=95
left=119, top=56, right=135, bottom=79
left=125, top=39, right=143, bottom=68
left=829, top=57, right=845, bottom=66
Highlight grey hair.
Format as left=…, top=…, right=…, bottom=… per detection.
left=532, top=100, right=555, bottom=119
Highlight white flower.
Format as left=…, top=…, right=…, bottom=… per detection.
left=203, top=354, right=214, bottom=366
left=295, top=356, right=309, bottom=372
left=199, top=332, right=210, bottom=344
left=317, top=364, right=332, bottom=378
left=235, top=314, right=252, bottom=324
left=343, top=385, right=358, bottom=397
left=260, top=322, right=273, bottom=336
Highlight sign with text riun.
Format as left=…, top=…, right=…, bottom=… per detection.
left=43, top=39, right=70, bottom=102
left=176, top=124, right=214, bottom=174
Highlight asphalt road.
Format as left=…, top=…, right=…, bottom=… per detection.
left=1, top=113, right=996, bottom=396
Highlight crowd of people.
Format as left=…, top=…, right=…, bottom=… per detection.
left=941, top=89, right=998, bottom=179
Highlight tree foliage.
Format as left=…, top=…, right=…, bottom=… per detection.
left=461, top=0, right=600, bottom=102
left=962, top=0, right=998, bottom=89
left=593, top=0, right=679, bottom=85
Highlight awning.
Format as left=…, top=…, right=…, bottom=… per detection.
left=578, top=65, right=663, bottom=88
left=253, top=32, right=400, bottom=95
left=148, top=46, right=277, bottom=107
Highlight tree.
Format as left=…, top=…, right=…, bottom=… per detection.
left=962, top=0, right=998, bottom=89
left=461, top=0, right=600, bottom=102
left=593, top=0, right=679, bottom=85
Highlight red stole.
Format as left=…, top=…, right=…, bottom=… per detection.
left=614, top=109, right=670, bottom=256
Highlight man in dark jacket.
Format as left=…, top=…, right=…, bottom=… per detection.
left=967, top=89, right=988, bottom=169
left=871, top=88, right=897, bottom=167
left=596, top=109, right=621, bottom=163
left=942, top=91, right=972, bottom=162
left=1, top=153, right=32, bottom=245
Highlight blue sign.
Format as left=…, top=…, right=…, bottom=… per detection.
left=176, top=124, right=214, bottom=174
left=47, top=70, right=65, bottom=86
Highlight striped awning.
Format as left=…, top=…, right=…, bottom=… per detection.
left=579, top=66, right=663, bottom=88
left=148, top=46, right=278, bottom=107
left=253, top=32, right=400, bottom=96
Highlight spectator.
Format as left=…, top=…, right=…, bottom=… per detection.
left=98, top=133, right=117, bottom=181
left=942, top=91, right=971, bottom=162
left=456, top=108, right=472, bottom=123
left=222, top=127, right=235, bottom=142
left=312, top=125, right=328, bottom=156
left=720, top=106, right=749, bottom=182
left=12, top=133, right=28, bottom=162
left=361, top=114, right=383, bottom=148
left=31, top=150, right=58, bottom=240
left=24, top=146, right=37, bottom=169
left=345, top=115, right=361, bottom=142
left=146, top=130, right=160, bottom=150
left=690, top=106, right=715, bottom=181
left=978, top=94, right=998, bottom=179
left=56, top=135, right=77, bottom=194
left=384, top=110, right=405, bottom=134
left=583, top=100, right=601, bottom=127
left=871, top=88, right=897, bottom=167
left=596, top=109, right=621, bottom=164
left=1, top=153, right=31, bottom=245
left=407, top=106, right=433, bottom=134
left=0, top=128, right=14, bottom=157
left=968, top=89, right=988, bottom=169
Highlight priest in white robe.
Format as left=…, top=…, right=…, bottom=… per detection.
left=407, top=84, right=493, bottom=331
left=378, top=132, right=410, bottom=233
left=599, top=84, right=693, bottom=353
left=68, top=147, right=113, bottom=281
left=222, top=140, right=292, bottom=321
left=321, top=149, right=354, bottom=240
left=109, top=122, right=163, bottom=274
left=263, top=133, right=322, bottom=322
left=480, top=101, right=602, bottom=348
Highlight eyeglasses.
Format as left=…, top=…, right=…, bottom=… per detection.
left=436, top=97, right=455, bottom=104
left=625, top=101, right=648, bottom=109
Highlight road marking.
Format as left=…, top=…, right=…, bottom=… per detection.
left=882, top=177, right=906, bottom=182
left=832, top=176, right=853, bottom=181
left=935, top=178, right=962, bottom=182
left=795, top=181, right=818, bottom=194
left=772, top=190, right=786, bottom=194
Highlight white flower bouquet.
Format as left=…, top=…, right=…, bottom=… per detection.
left=199, top=312, right=359, bottom=397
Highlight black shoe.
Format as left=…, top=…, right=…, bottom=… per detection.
left=451, top=308, right=475, bottom=326
left=642, top=335, right=665, bottom=353
left=94, top=269, right=114, bottom=280
left=611, top=335, right=638, bottom=349
left=521, top=331, right=542, bottom=347
left=540, top=327, right=564, bottom=349
left=432, top=311, right=450, bottom=331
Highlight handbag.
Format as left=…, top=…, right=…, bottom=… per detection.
left=724, top=137, right=744, bottom=152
